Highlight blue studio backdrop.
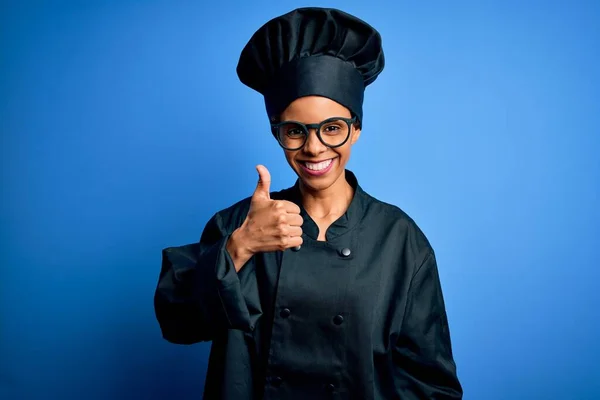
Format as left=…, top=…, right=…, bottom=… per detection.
left=2, top=1, right=599, bottom=399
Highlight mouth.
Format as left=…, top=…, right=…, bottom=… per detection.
left=297, top=157, right=336, bottom=176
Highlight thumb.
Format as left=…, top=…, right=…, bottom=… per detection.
left=252, top=164, right=271, bottom=201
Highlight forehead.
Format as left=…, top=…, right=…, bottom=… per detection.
left=279, top=96, right=352, bottom=122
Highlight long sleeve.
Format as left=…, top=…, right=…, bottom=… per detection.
left=154, top=212, right=262, bottom=345
left=392, top=251, right=463, bottom=399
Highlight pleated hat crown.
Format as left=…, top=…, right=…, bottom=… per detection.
left=236, top=7, right=385, bottom=124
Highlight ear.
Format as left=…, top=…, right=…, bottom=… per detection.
left=350, top=126, right=361, bottom=145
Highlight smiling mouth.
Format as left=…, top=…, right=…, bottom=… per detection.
left=299, top=158, right=335, bottom=171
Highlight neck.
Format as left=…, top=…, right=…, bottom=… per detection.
left=299, top=172, right=354, bottom=219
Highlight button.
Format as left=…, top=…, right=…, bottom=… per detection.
left=272, top=376, right=283, bottom=387
left=280, top=308, right=291, bottom=318
left=325, top=383, right=336, bottom=391
left=340, top=247, right=351, bottom=257
left=333, top=314, right=344, bottom=325
left=292, top=245, right=301, bottom=251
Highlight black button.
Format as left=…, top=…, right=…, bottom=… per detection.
left=340, top=247, right=351, bottom=257
left=280, top=308, right=291, bottom=318
left=292, top=245, right=301, bottom=251
left=326, top=383, right=336, bottom=391
left=272, top=376, right=283, bottom=387
left=333, top=314, right=344, bottom=325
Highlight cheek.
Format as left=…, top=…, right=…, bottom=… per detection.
left=283, top=150, right=297, bottom=165
left=338, top=143, right=353, bottom=159
left=332, top=148, right=350, bottom=169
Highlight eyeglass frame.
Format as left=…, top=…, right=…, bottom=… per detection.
left=270, top=116, right=357, bottom=151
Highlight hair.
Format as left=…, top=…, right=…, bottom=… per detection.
left=352, top=113, right=362, bottom=130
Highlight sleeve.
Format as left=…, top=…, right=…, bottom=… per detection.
left=153, top=212, right=262, bottom=345
left=392, top=251, right=463, bottom=399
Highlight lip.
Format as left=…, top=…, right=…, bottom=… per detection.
left=298, top=157, right=336, bottom=177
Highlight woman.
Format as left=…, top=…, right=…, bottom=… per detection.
left=155, top=7, right=463, bottom=400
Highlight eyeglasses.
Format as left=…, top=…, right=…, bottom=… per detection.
left=270, top=116, right=356, bottom=151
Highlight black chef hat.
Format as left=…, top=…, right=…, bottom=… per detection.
left=236, top=7, right=385, bottom=125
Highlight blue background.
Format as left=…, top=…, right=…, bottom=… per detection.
left=2, top=0, right=599, bottom=399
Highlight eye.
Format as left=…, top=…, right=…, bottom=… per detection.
left=287, top=128, right=305, bottom=137
left=322, top=123, right=344, bottom=134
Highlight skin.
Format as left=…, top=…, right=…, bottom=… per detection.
left=280, top=96, right=361, bottom=230
left=226, top=96, right=361, bottom=271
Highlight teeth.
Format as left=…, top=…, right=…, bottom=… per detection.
left=305, top=159, right=333, bottom=171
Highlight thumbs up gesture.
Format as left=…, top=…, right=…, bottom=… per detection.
left=226, top=165, right=304, bottom=271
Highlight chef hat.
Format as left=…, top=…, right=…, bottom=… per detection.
left=236, top=7, right=385, bottom=125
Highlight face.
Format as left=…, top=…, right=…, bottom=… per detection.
left=278, top=96, right=361, bottom=192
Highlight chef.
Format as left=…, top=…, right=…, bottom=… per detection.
left=154, top=7, right=463, bottom=399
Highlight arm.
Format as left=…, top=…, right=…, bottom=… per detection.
left=392, top=251, right=463, bottom=399
left=154, top=212, right=262, bottom=345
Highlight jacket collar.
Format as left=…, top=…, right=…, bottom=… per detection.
left=285, top=169, right=369, bottom=241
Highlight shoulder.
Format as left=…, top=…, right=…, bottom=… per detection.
left=361, top=189, right=434, bottom=265
left=210, top=196, right=252, bottom=232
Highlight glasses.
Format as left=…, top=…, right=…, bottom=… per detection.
left=271, top=116, right=356, bottom=151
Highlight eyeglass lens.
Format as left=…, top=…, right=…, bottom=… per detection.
left=276, top=119, right=350, bottom=149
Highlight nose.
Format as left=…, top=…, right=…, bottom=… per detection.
left=303, top=128, right=327, bottom=155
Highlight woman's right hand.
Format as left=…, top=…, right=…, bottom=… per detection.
left=226, top=165, right=304, bottom=271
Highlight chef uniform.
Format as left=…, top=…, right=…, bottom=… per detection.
left=154, top=7, right=463, bottom=400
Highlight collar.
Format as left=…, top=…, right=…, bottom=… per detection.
left=285, top=169, right=369, bottom=241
